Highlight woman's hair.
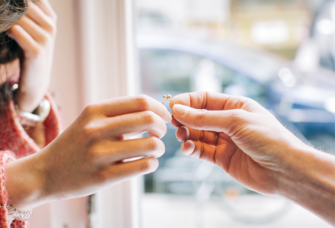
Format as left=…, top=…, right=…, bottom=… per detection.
left=0, top=0, right=30, bottom=33
left=0, top=0, right=31, bottom=109
left=0, top=0, right=35, bottom=63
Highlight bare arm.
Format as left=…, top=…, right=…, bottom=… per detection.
left=277, top=146, right=335, bottom=225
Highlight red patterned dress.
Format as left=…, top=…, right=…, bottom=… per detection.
left=0, top=93, right=62, bottom=227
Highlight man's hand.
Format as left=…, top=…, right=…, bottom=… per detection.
left=171, top=91, right=305, bottom=195
left=171, top=91, right=335, bottom=225
left=7, top=0, right=57, bottom=112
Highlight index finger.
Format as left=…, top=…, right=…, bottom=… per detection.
left=170, top=91, right=232, bottom=111
left=169, top=91, right=248, bottom=128
left=96, top=95, right=172, bottom=123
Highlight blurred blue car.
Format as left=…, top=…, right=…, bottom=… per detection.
left=138, top=31, right=335, bottom=156
left=138, top=31, right=334, bottom=224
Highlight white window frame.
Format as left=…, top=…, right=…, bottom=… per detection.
left=75, top=0, right=141, bottom=227
left=30, top=0, right=140, bottom=227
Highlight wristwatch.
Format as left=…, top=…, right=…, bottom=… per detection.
left=13, top=84, right=51, bottom=128
left=16, top=98, right=51, bottom=127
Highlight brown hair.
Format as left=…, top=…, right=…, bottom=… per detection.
left=0, top=0, right=30, bottom=33
left=0, top=0, right=31, bottom=109
left=0, top=0, right=32, bottom=64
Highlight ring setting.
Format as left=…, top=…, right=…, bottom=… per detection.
left=162, top=94, right=172, bottom=105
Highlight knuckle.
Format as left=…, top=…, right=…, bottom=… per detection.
left=199, top=130, right=205, bottom=141
left=230, top=110, right=243, bottom=122
left=229, top=125, right=246, bottom=139
left=199, top=143, right=205, bottom=159
left=45, top=21, right=57, bottom=34
left=142, top=111, right=156, bottom=126
left=82, top=104, right=97, bottom=116
left=233, top=96, right=254, bottom=109
left=193, top=109, right=208, bottom=128
left=139, top=158, right=157, bottom=172
left=39, top=35, right=49, bottom=45
left=226, top=111, right=247, bottom=137
left=86, top=147, right=99, bottom=163
left=238, top=96, right=253, bottom=104
left=140, top=160, right=151, bottom=171
left=96, top=170, right=109, bottom=184
left=134, top=95, right=151, bottom=110
left=81, top=125, right=97, bottom=142
left=29, top=46, right=43, bottom=57
left=146, top=137, right=160, bottom=151
left=39, top=34, right=50, bottom=45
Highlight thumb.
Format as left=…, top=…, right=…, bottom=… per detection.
left=172, top=104, right=245, bottom=135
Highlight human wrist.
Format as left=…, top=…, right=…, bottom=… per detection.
left=5, top=152, right=51, bottom=211
left=275, top=144, right=335, bottom=224
left=276, top=144, right=330, bottom=196
left=15, top=85, right=47, bottom=113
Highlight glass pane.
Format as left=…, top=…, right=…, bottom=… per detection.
left=140, top=50, right=202, bottom=93
left=136, top=0, right=335, bottom=227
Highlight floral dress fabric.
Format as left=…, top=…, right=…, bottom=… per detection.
left=0, top=93, right=62, bottom=227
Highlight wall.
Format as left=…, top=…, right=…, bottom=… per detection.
left=29, top=0, right=88, bottom=227
left=48, top=0, right=80, bottom=127
left=29, top=0, right=140, bottom=227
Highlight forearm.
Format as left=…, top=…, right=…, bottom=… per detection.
left=16, top=81, right=48, bottom=113
left=278, top=145, right=335, bottom=225
left=4, top=153, right=51, bottom=211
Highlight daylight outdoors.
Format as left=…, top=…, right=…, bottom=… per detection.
left=135, top=0, right=335, bottom=227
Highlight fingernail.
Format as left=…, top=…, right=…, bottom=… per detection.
left=163, top=110, right=172, bottom=123
left=173, top=104, right=189, bottom=117
left=181, top=140, right=195, bottom=156
left=166, top=109, right=172, bottom=122
left=167, top=114, right=172, bottom=122
left=169, top=99, right=175, bottom=109
left=176, top=126, right=189, bottom=142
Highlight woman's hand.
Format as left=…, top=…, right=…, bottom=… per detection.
left=171, top=91, right=335, bottom=225
left=5, top=95, right=171, bottom=210
left=7, top=0, right=57, bottom=112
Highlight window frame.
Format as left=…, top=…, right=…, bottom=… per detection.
left=74, top=0, right=141, bottom=227
left=31, top=0, right=141, bottom=227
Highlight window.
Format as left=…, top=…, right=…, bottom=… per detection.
left=139, top=49, right=289, bottom=228
left=140, top=50, right=201, bottom=93
left=137, top=0, right=334, bottom=227
left=30, top=0, right=141, bottom=227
